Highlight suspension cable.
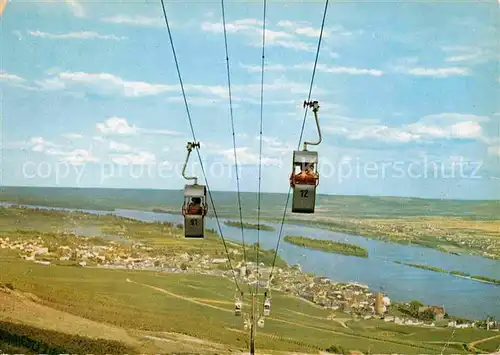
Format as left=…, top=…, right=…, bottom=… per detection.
left=220, top=0, right=248, bottom=275
left=256, top=0, right=267, bottom=303
left=160, top=0, right=242, bottom=293
left=268, top=0, right=329, bottom=284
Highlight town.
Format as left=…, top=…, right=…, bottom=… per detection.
left=2, top=234, right=498, bottom=332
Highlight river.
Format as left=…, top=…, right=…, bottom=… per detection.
left=5, top=203, right=500, bottom=320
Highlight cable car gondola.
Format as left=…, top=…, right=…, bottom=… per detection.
left=263, top=290, right=271, bottom=316
left=257, top=317, right=264, bottom=328
left=181, top=142, right=207, bottom=238
left=235, top=290, right=243, bottom=316
left=264, top=297, right=271, bottom=316
left=290, top=100, right=321, bottom=214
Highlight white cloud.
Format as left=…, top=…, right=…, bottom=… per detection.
left=264, top=38, right=313, bottom=52
left=96, top=117, right=181, bottom=137
left=406, top=67, right=469, bottom=77
left=27, top=30, right=127, bottom=40
left=111, top=151, right=156, bottom=165
left=422, top=113, right=490, bottom=123
left=109, top=140, right=132, bottom=152
left=343, top=125, right=421, bottom=143
left=252, top=136, right=295, bottom=156
left=101, top=15, right=164, bottom=28
left=31, top=71, right=326, bottom=102
left=241, top=62, right=383, bottom=76
left=29, top=137, right=59, bottom=152
left=92, top=136, right=105, bottom=142
left=64, top=0, right=85, bottom=18
left=62, top=133, right=83, bottom=139
left=36, top=72, right=178, bottom=97
left=201, top=19, right=258, bottom=33
left=258, top=135, right=281, bottom=147
left=201, top=18, right=315, bottom=52
left=240, top=63, right=287, bottom=72
left=445, top=53, right=482, bottom=63
left=97, top=117, right=138, bottom=135
left=276, top=20, right=356, bottom=40
left=217, top=147, right=282, bottom=166
left=450, top=121, right=482, bottom=138
left=311, top=64, right=382, bottom=76
left=324, top=113, right=489, bottom=144
left=277, top=20, right=326, bottom=38
left=167, top=96, right=223, bottom=106
left=28, top=136, right=97, bottom=165
left=0, top=72, right=26, bottom=84
left=140, top=128, right=182, bottom=136
left=233, top=79, right=327, bottom=97
left=58, top=149, right=98, bottom=166
left=441, top=45, right=499, bottom=65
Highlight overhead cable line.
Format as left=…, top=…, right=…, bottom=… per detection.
left=220, top=0, right=248, bottom=273
left=256, top=0, right=267, bottom=303
left=159, top=0, right=242, bottom=293
left=268, top=0, right=329, bottom=283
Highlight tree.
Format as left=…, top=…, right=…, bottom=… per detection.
left=409, top=300, right=424, bottom=317
left=420, top=309, right=435, bottom=321
left=326, top=345, right=348, bottom=354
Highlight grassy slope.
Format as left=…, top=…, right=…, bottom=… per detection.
left=4, top=255, right=498, bottom=354
left=0, top=206, right=498, bottom=354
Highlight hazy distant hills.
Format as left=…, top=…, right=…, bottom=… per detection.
left=1, top=186, right=498, bottom=220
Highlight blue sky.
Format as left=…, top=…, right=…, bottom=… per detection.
left=1, top=0, right=499, bottom=199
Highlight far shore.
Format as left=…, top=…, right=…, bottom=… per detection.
left=395, top=261, right=500, bottom=286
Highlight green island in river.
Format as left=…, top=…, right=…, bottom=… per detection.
left=223, top=220, right=276, bottom=231
left=394, top=261, right=500, bottom=285
left=284, top=235, right=369, bottom=258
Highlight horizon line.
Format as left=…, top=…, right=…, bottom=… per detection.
left=2, top=185, right=499, bottom=202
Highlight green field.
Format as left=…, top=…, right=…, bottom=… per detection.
left=284, top=235, right=368, bottom=258
left=1, top=205, right=498, bottom=354
left=2, top=255, right=498, bottom=354
left=2, top=186, right=499, bottom=259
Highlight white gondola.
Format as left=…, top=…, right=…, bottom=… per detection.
left=235, top=297, right=242, bottom=316
left=257, top=317, right=264, bottom=328
left=181, top=142, right=207, bottom=238
left=290, top=100, right=321, bottom=214
left=264, top=297, right=271, bottom=316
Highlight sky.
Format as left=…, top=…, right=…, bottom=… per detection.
left=1, top=0, right=499, bottom=199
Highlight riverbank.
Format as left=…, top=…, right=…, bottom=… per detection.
left=284, top=235, right=368, bottom=258
left=2, top=187, right=499, bottom=260
left=394, top=261, right=500, bottom=285
left=144, top=208, right=500, bottom=261
left=395, top=261, right=500, bottom=286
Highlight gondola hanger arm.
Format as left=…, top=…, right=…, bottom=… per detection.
left=182, top=141, right=200, bottom=185
left=303, top=100, right=321, bottom=151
